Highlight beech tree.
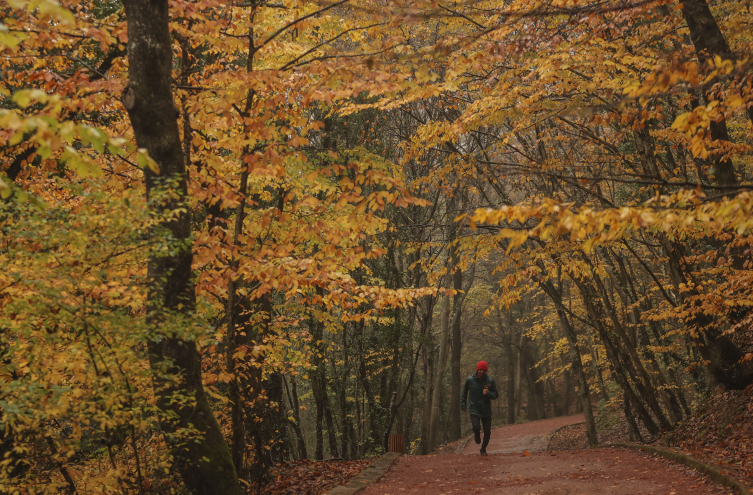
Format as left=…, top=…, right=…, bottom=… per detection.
left=2, top=0, right=753, bottom=492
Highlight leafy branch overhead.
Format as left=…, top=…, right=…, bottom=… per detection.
left=1, top=0, right=753, bottom=492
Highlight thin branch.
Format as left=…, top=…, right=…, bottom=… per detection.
left=256, top=0, right=350, bottom=52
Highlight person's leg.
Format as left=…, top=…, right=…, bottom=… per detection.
left=481, top=416, right=492, bottom=453
left=470, top=414, right=481, bottom=444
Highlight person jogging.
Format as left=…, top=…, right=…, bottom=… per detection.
left=460, top=360, right=499, bottom=455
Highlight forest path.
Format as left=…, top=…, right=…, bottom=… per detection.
left=361, top=415, right=733, bottom=495
left=461, top=413, right=586, bottom=455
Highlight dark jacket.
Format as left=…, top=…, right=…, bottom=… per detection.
left=460, top=372, right=499, bottom=418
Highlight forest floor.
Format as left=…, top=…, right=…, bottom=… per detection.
left=549, top=384, right=753, bottom=489
left=361, top=415, right=735, bottom=494
left=258, top=458, right=371, bottom=495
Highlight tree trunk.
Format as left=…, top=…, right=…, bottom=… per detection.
left=604, top=248, right=684, bottom=420
left=538, top=279, right=597, bottom=445
left=311, top=315, right=325, bottom=460
left=575, top=279, right=661, bottom=436
left=420, top=332, right=434, bottom=455
left=680, top=0, right=753, bottom=127
left=449, top=249, right=463, bottom=442
left=284, top=376, right=308, bottom=460
left=121, top=1, right=241, bottom=493
left=323, top=385, right=339, bottom=459
left=428, top=291, right=451, bottom=452
left=662, top=238, right=753, bottom=389
left=588, top=338, right=609, bottom=402
left=563, top=370, right=572, bottom=416
left=623, top=392, right=643, bottom=443
left=502, top=316, right=516, bottom=424
left=586, top=265, right=672, bottom=429
left=515, top=331, right=523, bottom=418
left=521, top=334, right=547, bottom=420
left=225, top=165, right=250, bottom=476
left=314, top=395, right=324, bottom=460
left=337, top=327, right=354, bottom=460
left=261, top=372, right=290, bottom=463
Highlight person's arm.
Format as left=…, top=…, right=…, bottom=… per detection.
left=460, top=378, right=469, bottom=410
left=487, top=378, right=499, bottom=400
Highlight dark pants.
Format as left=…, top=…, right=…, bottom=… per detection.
left=470, top=414, right=491, bottom=451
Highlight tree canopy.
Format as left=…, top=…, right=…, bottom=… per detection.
left=1, top=0, right=753, bottom=492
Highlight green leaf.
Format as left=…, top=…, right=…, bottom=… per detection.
left=38, top=145, right=52, bottom=160
left=0, top=176, right=11, bottom=199
left=12, top=89, right=47, bottom=108
left=0, top=25, right=27, bottom=49
left=61, top=146, right=103, bottom=178
left=137, top=149, right=160, bottom=174
left=9, top=131, right=26, bottom=146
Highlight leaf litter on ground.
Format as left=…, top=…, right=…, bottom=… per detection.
left=257, top=458, right=371, bottom=495
left=548, top=385, right=753, bottom=489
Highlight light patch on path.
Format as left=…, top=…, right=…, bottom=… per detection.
left=462, top=413, right=586, bottom=455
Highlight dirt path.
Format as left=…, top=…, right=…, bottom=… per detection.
left=462, top=413, right=586, bottom=455
left=362, top=415, right=734, bottom=494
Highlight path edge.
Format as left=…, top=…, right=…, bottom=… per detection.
left=545, top=421, right=586, bottom=451
left=323, top=452, right=401, bottom=495
left=608, top=442, right=750, bottom=495
left=455, top=435, right=473, bottom=454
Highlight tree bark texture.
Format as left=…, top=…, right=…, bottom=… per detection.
left=121, top=1, right=241, bottom=493
left=520, top=334, right=547, bottom=421
left=574, top=279, right=661, bottom=436
left=661, top=238, right=753, bottom=389
left=542, top=280, right=598, bottom=446
left=284, top=375, right=308, bottom=460
left=427, top=290, right=451, bottom=452
left=679, top=0, right=752, bottom=185
left=500, top=313, right=517, bottom=425
left=449, top=249, right=463, bottom=442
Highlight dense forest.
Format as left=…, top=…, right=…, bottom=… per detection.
left=1, top=0, right=753, bottom=493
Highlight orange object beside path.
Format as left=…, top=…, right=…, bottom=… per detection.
left=388, top=434, right=404, bottom=454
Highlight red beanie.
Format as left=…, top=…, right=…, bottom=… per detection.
left=476, top=360, right=488, bottom=371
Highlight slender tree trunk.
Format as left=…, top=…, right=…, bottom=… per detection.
left=284, top=376, right=307, bottom=460
left=314, top=396, right=324, bottom=460
left=588, top=338, right=609, bottom=402
left=225, top=169, right=250, bottom=476
left=449, top=250, right=463, bottom=442
left=521, top=334, right=547, bottom=420
left=420, top=334, right=434, bottom=455
left=515, top=331, right=523, bottom=418
left=586, top=265, right=672, bottom=429
left=337, top=327, right=354, bottom=460
left=121, top=1, right=241, bottom=492
left=563, top=370, right=572, bottom=416
left=623, top=392, right=643, bottom=442
left=662, top=238, right=753, bottom=389
left=311, top=315, right=325, bottom=460
left=428, top=291, right=452, bottom=452
left=264, top=372, right=290, bottom=462
left=502, top=315, right=516, bottom=424
left=539, top=279, right=597, bottom=445
left=575, top=279, right=661, bottom=436
left=405, top=378, right=415, bottom=447
left=604, top=249, right=684, bottom=420
left=323, top=392, right=338, bottom=458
